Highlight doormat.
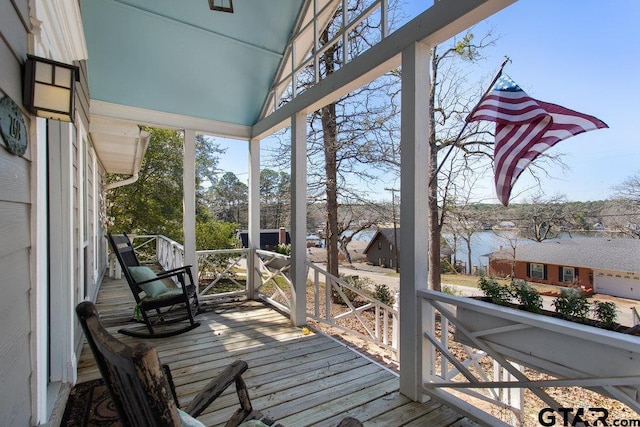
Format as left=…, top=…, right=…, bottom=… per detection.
left=61, top=378, right=121, bottom=426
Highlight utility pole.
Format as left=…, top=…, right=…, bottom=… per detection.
left=385, top=188, right=399, bottom=273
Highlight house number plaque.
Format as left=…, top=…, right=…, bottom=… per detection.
left=0, top=96, right=28, bottom=156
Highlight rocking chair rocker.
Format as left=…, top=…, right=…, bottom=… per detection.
left=108, top=233, right=200, bottom=338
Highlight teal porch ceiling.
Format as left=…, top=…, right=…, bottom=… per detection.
left=82, top=0, right=304, bottom=127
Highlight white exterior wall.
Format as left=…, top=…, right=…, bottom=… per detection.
left=0, top=0, right=107, bottom=425
left=0, top=0, right=37, bottom=424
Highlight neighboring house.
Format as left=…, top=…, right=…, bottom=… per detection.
left=363, top=228, right=452, bottom=270
left=488, top=238, right=640, bottom=300
left=238, top=228, right=290, bottom=251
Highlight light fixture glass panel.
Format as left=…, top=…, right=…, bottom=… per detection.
left=55, top=66, right=72, bottom=88
left=34, top=83, right=71, bottom=112
left=35, top=62, right=53, bottom=84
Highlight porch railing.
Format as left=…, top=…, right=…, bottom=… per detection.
left=112, top=235, right=639, bottom=424
left=306, top=262, right=398, bottom=358
left=417, top=289, right=640, bottom=426
left=121, top=235, right=398, bottom=359
left=253, top=249, right=294, bottom=313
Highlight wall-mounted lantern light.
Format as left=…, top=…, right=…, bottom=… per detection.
left=23, top=55, right=79, bottom=122
left=208, top=0, right=233, bottom=13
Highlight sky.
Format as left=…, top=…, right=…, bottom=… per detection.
left=213, top=0, right=640, bottom=204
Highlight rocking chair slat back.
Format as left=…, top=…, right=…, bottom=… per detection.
left=109, top=233, right=144, bottom=297
left=76, top=301, right=262, bottom=427
left=76, top=301, right=182, bottom=426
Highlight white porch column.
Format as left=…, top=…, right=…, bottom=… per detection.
left=399, top=41, right=430, bottom=400
left=183, top=129, right=197, bottom=278
left=248, top=138, right=261, bottom=298
left=290, top=111, right=307, bottom=326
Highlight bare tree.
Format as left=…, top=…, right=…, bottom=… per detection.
left=513, top=192, right=569, bottom=242
left=610, top=171, right=640, bottom=238
left=426, top=32, right=498, bottom=290
left=426, top=32, right=571, bottom=290
left=612, top=171, right=640, bottom=203
left=443, top=168, right=489, bottom=274
left=289, top=0, right=403, bottom=278
left=337, top=203, right=386, bottom=264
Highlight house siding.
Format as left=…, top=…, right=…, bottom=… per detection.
left=489, top=259, right=594, bottom=290
left=366, top=234, right=396, bottom=268
left=0, top=2, right=107, bottom=423
left=0, top=0, right=33, bottom=424
left=364, top=229, right=450, bottom=270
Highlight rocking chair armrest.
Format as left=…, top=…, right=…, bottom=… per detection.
left=158, top=265, right=194, bottom=276
left=185, top=360, right=250, bottom=418
left=154, top=266, right=195, bottom=286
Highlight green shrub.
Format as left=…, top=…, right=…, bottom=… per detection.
left=331, top=275, right=366, bottom=304
left=195, top=220, right=239, bottom=275
left=553, top=288, right=590, bottom=321
left=373, top=284, right=395, bottom=306
left=274, top=243, right=291, bottom=256
left=195, top=220, right=238, bottom=250
left=478, top=275, right=511, bottom=306
left=510, top=280, right=543, bottom=313
left=442, top=285, right=461, bottom=296
left=592, top=301, right=618, bottom=328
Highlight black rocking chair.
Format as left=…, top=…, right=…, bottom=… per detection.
left=108, top=233, right=200, bottom=338
left=75, top=301, right=261, bottom=427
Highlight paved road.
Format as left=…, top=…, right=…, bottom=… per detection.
left=334, top=261, right=639, bottom=327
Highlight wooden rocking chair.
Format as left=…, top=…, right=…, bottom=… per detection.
left=76, top=301, right=263, bottom=427
left=108, top=233, right=200, bottom=338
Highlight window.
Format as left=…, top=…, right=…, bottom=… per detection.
left=562, top=267, right=575, bottom=283
left=530, top=263, right=544, bottom=279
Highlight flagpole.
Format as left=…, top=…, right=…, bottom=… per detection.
left=430, top=56, right=511, bottom=184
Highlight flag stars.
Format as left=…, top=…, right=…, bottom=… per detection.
left=494, top=75, right=521, bottom=92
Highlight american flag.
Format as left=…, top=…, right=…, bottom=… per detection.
left=467, top=75, right=608, bottom=206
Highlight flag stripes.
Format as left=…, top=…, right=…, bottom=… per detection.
left=467, top=75, right=608, bottom=205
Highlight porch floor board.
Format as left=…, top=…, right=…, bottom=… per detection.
left=75, top=275, right=479, bottom=427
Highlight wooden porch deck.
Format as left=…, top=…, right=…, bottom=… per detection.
left=76, top=275, right=480, bottom=427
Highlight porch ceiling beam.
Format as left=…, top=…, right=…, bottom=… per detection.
left=91, top=100, right=252, bottom=140
left=252, top=0, right=515, bottom=139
